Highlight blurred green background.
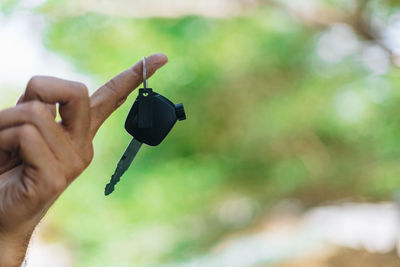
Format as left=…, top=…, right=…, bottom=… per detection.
left=2, top=0, right=400, bottom=266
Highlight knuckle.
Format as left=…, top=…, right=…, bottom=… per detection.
left=26, top=76, right=44, bottom=92
left=104, top=79, right=123, bottom=110
left=71, top=155, right=86, bottom=176
left=72, top=82, right=89, bottom=99
left=18, top=124, right=39, bottom=140
left=129, top=66, right=141, bottom=80
left=105, top=78, right=118, bottom=92
left=47, top=163, right=67, bottom=195
left=83, top=144, right=94, bottom=167
left=48, top=176, right=67, bottom=195
left=26, top=101, right=48, bottom=118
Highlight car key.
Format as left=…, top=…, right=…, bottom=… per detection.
left=105, top=57, right=186, bottom=196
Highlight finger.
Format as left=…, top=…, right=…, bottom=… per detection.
left=0, top=101, right=76, bottom=165
left=0, top=125, right=66, bottom=199
left=0, top=151, right=20, bottom=174
left=16, top=94, right=24, bottom=104
left=17, top=93, right=56, bottom=118
left=90, top=53, right=168, bottom=136
left=23, top=76, right=90, bottom=143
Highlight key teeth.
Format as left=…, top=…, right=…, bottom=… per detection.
left=104, top=184, right=115, bottom=196
left=104, top=139, right=143, bottom=197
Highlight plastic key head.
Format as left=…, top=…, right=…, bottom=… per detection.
left=137, top=88, right=154, bottom=128
left=125, top=88, right=186, bottom=146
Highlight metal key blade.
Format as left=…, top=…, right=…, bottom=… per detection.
left=105, top=138, right=143, bottom=196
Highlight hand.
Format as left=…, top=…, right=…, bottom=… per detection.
left=0, top=53, right=168, bottom=266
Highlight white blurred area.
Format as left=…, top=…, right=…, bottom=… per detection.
left=0, top=11, right=93, bottom=93
left=170, top=201, right=400, bottom=267
left=314, top=18, right=400, bottom=125
left=25, top=235, right=73, bottom=267
left=24, top=201, right=400, bottom=267
left=317, top=23, right=392, bottom=75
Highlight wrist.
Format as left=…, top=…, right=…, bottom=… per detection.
left=0, top=231, right=31, bottom=267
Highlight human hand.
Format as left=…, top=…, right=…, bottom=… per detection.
left=0, top=53, right=168, bottom=267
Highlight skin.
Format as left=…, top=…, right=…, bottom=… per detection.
left=0, top=53, right=168, bottom=267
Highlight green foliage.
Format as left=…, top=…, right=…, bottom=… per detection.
left=40, top=9, right=400, bottom=265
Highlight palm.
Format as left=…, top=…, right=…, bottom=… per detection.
left=0, top=163, right=50, bottom=234
left=0, top=165, right=36, bottom=234
left=0, top=151, right=20, bottom=174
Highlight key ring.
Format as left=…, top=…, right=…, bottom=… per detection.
left=143, top=56, right=148, bottom=89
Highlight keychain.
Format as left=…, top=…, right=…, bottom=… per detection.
left=105, top=57, right=186, bottom=196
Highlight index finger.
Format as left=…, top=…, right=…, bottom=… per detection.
left=90, top=53, right=168, bottom=137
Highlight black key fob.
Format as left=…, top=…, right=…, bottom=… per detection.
left=125, top=88, right=186, bottom=146
left=105, top=57, right=187, bottom=196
